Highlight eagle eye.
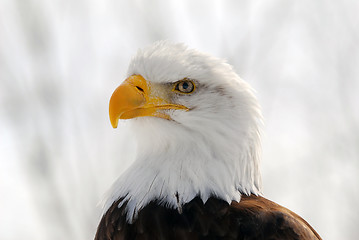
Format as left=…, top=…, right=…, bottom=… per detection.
left=173, top=79, right=195, bottom=94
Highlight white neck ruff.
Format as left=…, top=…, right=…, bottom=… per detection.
left=103, top=114, right=262, bottom=223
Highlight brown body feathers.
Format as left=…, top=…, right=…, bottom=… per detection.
left=95, top=195, right=321, bottom=240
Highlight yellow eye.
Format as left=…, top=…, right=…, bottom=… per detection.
left=173, top=79, right=195, bottom=94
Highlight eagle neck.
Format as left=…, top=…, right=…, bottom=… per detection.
left=103, top=118, right=261, bottom=223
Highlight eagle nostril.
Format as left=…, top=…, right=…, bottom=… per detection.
left=135, top=86, right=144, bottom=93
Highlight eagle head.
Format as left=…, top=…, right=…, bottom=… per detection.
left=105, top=41, right=262, bottom=222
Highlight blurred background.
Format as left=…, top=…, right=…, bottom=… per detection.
left=1, top=0, right=358, bottom=239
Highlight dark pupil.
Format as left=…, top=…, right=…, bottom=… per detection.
left=182, top=82, right=189, bottom=89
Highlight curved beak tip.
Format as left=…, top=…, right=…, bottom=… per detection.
left=109, top=101, right=119, bottom=128
left=110, top=117, right=118, bottom=128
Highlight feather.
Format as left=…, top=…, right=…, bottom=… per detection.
left=95, top=195, right=321, bottom=240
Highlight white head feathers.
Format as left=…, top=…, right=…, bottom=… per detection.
left=104, top=41, right=262, bottom=222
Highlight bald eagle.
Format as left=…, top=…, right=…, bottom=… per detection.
left=95, top=42, right=322, bottom=240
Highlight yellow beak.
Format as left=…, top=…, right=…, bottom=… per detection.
left=109, top=75, right=189, bottom=128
